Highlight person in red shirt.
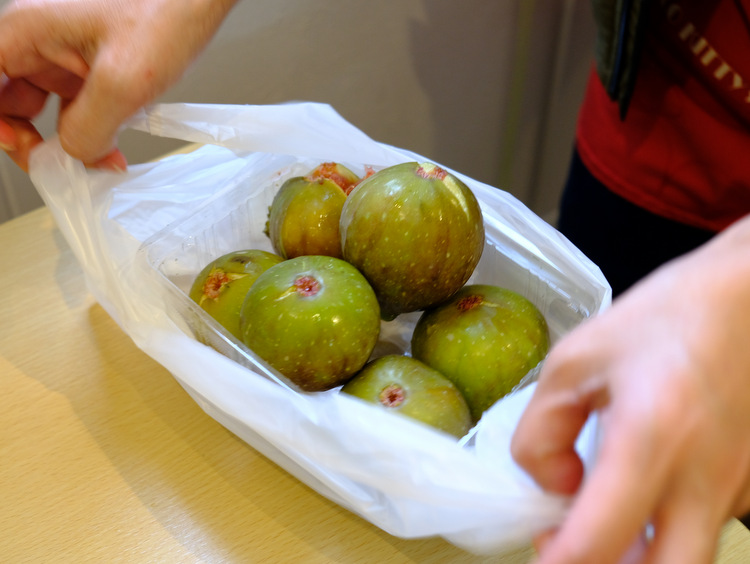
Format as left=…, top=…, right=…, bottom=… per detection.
left=558, top=0, right=750, bottom=296
left=1, top=1, right=750, bottom=563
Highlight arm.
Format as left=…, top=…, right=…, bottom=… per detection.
left=0, top=0, right=239, bottom=171
left=511, top=213, right=750, bottom=563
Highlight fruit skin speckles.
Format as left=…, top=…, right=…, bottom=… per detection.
left=340, top=162, right=485, bottom=320
left=411, top=284, right=550, bottom=423
left=240, top=255, right=381, bottom=392
left=342, top=355, right=472, bottom=438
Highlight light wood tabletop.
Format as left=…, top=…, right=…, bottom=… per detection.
left=1, top=205, right=749, bottom=563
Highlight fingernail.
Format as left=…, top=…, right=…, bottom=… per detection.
left=88, top=150, right=128, bottom=173
left=101, top=161, right=127, bottom=173
left=0, top=118, right=16, bottom=151
left=88, top=160, right=126, bottom=173
left=97, top=149, right=128, bottom=173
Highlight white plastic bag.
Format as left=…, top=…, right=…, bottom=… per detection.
left=29, top=102, right=611, bottom=555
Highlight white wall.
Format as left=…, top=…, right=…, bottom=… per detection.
left=0, top=0, right=595, bottom=224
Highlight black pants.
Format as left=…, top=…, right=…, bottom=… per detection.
left=557, top=148, right=716, bottom=297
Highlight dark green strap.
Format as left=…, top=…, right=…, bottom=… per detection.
left=591, top=0, right=650, bottom=119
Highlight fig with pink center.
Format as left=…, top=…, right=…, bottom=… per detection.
left=189, top=249, right=283, bottom=339
left=266, top=162, right=361, bottom=259
left=340, top=161, right=484, bottom=320
left=239, top=255, right=381, bottom=391
left=411, top=284, right=550, bottom=422
left=341, top=355, right=472, bottom=438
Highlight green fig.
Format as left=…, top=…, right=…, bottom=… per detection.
left=189, top=249, right=284, bottom=339
left=411, top=284, right=550, bottom=422
left=266, top=162, right=361, bottom=259
left=239, top=255, right=381, bottom=391
left=342, top=355, right=472, bottom=438
left=340, top=162, right=484, bottom=320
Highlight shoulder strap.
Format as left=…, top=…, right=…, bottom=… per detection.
left=591, top=0, right=650, bottom=119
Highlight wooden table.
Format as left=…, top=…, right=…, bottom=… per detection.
left=2, top=206, right=749, bottom=563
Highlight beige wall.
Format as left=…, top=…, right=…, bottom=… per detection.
left=0, top=0, right=595, bottom=224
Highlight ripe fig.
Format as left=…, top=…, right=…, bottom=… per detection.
left=411, top=284, right=550, bottom=422
left=266, top=163, right=361, bottom=259
left=239, top=255, right=381, bottom=392
left=307, top=161, right=362, bottom=195
left=340, top=162, right=484, bottom=320
left=342, top=355, right=472, bottom=438
left=189, top=249, right=284, bottom=339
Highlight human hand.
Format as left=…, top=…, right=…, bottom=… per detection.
left=511, top=214, right=750, bottom=563
left=0, top=0, right=238, bottom=171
